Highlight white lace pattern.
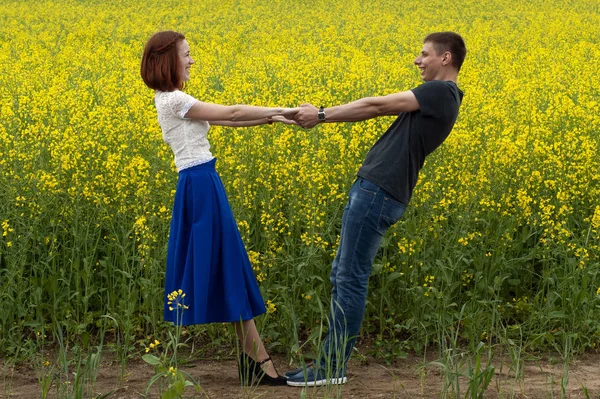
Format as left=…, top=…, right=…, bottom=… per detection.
left=154, top=90, right=213, bottom=172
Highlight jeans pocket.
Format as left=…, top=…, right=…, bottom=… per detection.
left=357, top=178, right=378, bottom=195
left=379, top=196, right=406, bottom=230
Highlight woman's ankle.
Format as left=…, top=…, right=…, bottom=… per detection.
left=258, top=359, right=279, bottom=378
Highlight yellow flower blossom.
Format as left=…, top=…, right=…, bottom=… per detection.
left=1, top=0, right=599, bottom=355
left=266, top=300, right=276, bottom=314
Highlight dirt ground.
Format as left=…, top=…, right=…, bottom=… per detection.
left=2, top=352, right=600, bottom=398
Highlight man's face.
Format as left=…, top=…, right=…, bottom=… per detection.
left=414, top=42, right=446, bottom=81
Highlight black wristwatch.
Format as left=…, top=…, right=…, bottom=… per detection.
left=318, top=106, right=326, bottom=121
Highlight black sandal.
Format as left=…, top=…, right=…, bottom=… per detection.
left=238, top=353, right=287, bottom=386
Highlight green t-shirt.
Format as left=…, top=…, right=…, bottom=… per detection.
left=357, top=80, right=463, bottom=205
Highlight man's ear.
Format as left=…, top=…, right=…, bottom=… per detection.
left=442, top=51, right=452, bottom=66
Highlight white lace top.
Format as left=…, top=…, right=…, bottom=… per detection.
left=155, top=90, right=214, bottom=171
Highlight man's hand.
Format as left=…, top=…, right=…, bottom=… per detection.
left=293, top=103, right=320, bottom=129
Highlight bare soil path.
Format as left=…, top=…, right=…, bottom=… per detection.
left=2, top=352, right=599, bottom=398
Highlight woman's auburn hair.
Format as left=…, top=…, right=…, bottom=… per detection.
left=141, top=31, right=185, bottom=92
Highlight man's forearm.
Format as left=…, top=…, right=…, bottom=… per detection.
left=323, top=98, right=381, bottom=123
left=295, top=95, right=398, bottom=128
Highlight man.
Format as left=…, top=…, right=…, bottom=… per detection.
left=286, top=32, right=467, bottom=387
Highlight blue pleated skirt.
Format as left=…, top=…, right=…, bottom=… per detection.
left=163, top=158, right=266, bottom=325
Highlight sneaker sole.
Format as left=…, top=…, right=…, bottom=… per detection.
left=286, top=377, right=347, bottom=387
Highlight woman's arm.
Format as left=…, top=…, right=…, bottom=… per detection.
left=184, top=101, right=298, bottom=122
left=210, top=115, right=297, bottom=127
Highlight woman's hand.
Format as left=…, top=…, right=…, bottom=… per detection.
left=271, top=115, right=297, bottom=125
left=281, top=107, right=300, bottom=119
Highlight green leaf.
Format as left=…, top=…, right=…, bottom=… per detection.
left=548, top=311, right=565, bottom=319
left=142, top=354, right=161, bottom=366
left=386, top=272, right=404, bottom=282
left=162, top=380, right=185, bottom=399
left=117, top=269, right=133, bottom=279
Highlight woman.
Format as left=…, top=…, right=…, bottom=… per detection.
left=140, top=30, right=296, bottom=385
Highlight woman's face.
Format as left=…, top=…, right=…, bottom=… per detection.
left=177, top=39, right=194, bottom=83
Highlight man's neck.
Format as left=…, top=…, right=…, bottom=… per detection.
left=430, top=70, right=458, bottom=83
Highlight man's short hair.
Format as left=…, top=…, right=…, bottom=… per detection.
left=424, top=32, right=467, bottom=72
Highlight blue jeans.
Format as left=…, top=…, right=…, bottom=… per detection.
left=320, top=178, right=406, bottom=371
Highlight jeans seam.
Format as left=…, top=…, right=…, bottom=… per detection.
left=379, top=199, right=395, bottom=226
left=336, top=191, right=376, bottom=309
left=380, top=197, right=405, bottom=226
left=384, top=194, right=405, bottom=207
left=326, top=180, right=382, bottom=368
left=334, top=191, right=378, bottom=332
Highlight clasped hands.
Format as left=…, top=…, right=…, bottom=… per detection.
left=274, top=104, right=322, bottom=129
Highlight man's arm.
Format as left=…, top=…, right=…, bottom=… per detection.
left=294, top=90, right=420, bottom=128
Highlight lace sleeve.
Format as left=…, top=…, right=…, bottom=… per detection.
left=161, top=90, right=198, bottom=119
